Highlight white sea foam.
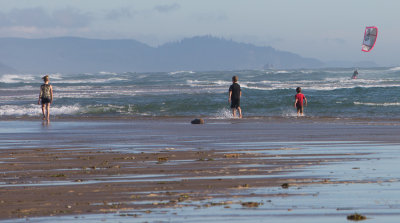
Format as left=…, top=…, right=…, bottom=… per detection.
left=0, top=73, right=65, bottom=84
left=214, top=80, right=230, bottom=86
left=51, top=77, right=128, bottom=84
left=98, top=71, right=118, bottom=75
left=48, top=104, right=82, bottom=115
left=46, top=73, right=64, bottom=80
left=136, top=74, right=149, bottom=79
left=212, top=108, right=235, bottom=119
left=299, top=70, right=314, bottom=74
left=281, top=108, right=299, bottom=117
left=275, top=70, right=289, bottom=74
left=0, top=104, right=81, bottom=116
left=264, top=70, right=292, bottom=75
left=186, top=79, right=203, bottom=85
left=389, top=67, right=400, bottom=71
left=242, top=85, right=274, bottom=91
left=353, top=102, right=400, bottom=106
left=169, top=71, right=195, bottom=75
left=186, top=79, right=230, bottom=87
left=0, top=74, right=36, bottom=83
left=241, top=78, right=400, bottom=91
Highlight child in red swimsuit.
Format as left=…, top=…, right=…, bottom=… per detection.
left=294, top=87, right=307, bottom=116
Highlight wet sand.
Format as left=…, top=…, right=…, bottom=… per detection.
left=1, top=118, right=400, bottom=221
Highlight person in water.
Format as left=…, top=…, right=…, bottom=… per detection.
left=38, top=75, right=53, bottom=121
left=352, top=69, right=359, bottom=79
left=294, top=87, right=307, bottom=116
left=229, top=75, right=242, bottom=118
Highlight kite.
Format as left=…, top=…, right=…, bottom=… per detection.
left=361, top=26, right=378, bottom=52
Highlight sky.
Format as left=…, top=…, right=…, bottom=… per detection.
left=0, top=0, right=398, bottom=66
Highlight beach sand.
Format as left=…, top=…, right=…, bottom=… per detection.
left=1, top=118, right=400, bottom=221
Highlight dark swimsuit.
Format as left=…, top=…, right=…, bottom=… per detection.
left=229, top=83, right=241, bottom=109
left=41, top=97, right=51, bottom=104
left=40, top=84, right=52, bottom=104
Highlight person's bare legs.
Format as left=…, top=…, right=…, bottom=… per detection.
left=45, top=103, right=50, bottom=121
left=232, top=108, right=236, bottom=118
left=41, top=104, right=46, bottom=120
left=237, top=107, right=242, bottom=118
left=297, top=107, right=304, bottom=117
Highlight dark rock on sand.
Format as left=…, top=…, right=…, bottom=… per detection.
left=191, top=118, right=205, bottom=124
left=347, top=213, right=367, bottom=221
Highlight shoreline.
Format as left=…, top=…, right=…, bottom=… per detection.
left=2, top=115, right=400, bottom=124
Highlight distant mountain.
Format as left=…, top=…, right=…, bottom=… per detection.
left=0, top=36, right=324, bottom=73
left=157, top=36, right=323, bottom=71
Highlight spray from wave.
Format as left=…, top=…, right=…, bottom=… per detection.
left=212, top=108, right=235, bottom=119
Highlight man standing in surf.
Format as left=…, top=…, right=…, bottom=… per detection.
left=229, top=76, right=242, bottom=118
left=294, top=87, right=307, bottom=116
left=351, top=69, right=359, bottom=79
left=38, top=75, right=53, bottom=121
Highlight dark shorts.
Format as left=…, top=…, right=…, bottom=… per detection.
left=41, top=97, right=51, bottom=104
left=231, top=99, right=240, bottom=109
left=296, top=104, right=303, bottom=112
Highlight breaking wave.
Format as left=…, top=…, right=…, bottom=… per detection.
left=1, top=68, right=400, bottom=119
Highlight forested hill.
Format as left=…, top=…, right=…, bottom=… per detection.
left=0, top=36, right=323, bottom=73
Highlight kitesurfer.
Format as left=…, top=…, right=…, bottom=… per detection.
left=352, top=69, right=359, bottom=79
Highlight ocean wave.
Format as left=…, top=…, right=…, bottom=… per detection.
left=1, top=69, right=399, bottom=119
left=0, top=86, right=37, bottom=91
left=52, top=77, right=129, bottom=84
left=243, top=83, right=400, bottom=91
left=185, top=77, right=400, bottom=91
left=353, top=102, right=400, bottom=106
left=0, top=104, right=81, bottom=116
left=389, top=67, right=400, bottom=71
left=0, top=73, right=62, bottom=84
left=46, top=73, right=64, bottom=80
left=169, top=71, right=195, bottom=75
left=0, top=74, right=36, bottom=83
left=186, top=79, right=230, bottom=86
left=252, top=76, right=400, bottom=90
left=98, top=71, right=118, bottom=75
left=271, top=70, right=290, bottom=74
left=241, top=85, right=273, bottom=91
left=0, top=103, right=142, bottom=117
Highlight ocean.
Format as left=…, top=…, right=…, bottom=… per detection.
left=1, top=67, right=400, bottom=120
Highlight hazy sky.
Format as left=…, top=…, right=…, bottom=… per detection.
left=0, top=0, right=398, bottom=66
